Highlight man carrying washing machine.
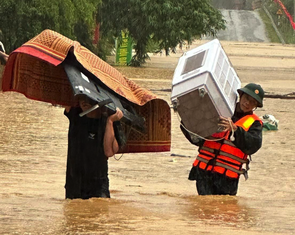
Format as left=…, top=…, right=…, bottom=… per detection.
left=182, top=83, right=265, bottom=195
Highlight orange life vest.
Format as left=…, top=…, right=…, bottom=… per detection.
left=193, top=114, right=262, bottom=179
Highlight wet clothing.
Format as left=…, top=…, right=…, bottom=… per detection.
left=64, top=107, right=122, bottom=199
left=184, top=105, right=263, bottom=195
left=192, top=169, right=239, bottom=195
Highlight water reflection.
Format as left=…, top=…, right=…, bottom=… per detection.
left=62, top=199, right=121, bottom=233
left=61, top=197, right=171, bottom=234
left=183, top=196, right=253, bottom=229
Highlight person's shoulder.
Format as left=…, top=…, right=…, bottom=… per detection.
left=64, top=107, right=81, bottom=118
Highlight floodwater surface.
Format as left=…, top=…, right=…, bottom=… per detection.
left=1, top=43, right=295, bottom=235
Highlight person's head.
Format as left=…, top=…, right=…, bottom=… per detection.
left=237, top=83, right=264, bottom=113
left=77, top=95, right=97, bottom=112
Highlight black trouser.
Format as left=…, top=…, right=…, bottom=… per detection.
left=66, top=177, right=110, bottom=199
left=189, top=167, right=239, bottom=195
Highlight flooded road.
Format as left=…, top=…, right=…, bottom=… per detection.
left=1, top=41, right=295, bottom=235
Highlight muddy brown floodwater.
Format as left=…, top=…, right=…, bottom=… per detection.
left=1, top=40, right=295, bottom=235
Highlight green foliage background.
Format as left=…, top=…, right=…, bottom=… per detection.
left=99, top=0, right=225, bottom=66
left=0, top=0, right=225, bottom=66
left=0, top=0, right=100, bottom=53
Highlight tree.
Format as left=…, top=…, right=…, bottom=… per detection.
left=0, top=0, right=100, bottom=53
left=99, top=0, right=226, bottom=66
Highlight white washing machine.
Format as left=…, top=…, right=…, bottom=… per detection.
left=171, top=39, right=241, bottom=138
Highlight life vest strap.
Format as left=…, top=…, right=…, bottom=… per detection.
left=223, top=140, right=236, bottom=147
left=196, top=156, right=249, bottom=179
left=201, top=146, right=248, bottom=164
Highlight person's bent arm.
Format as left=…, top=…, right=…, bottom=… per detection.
left=233, top=121, right=262, bottom=155
left=218, top=116, right=262, bottom=155
left=104, top=108, right=123, bottom=157
left=180, top=122, right=204, bottom=146
left=0, top=51, right=9, bottom=64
